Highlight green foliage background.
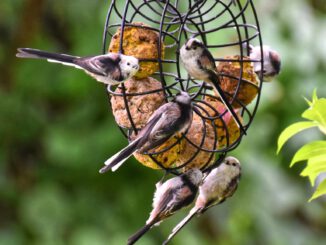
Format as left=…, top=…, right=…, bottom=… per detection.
left=0, top=0, right=325, bottom=244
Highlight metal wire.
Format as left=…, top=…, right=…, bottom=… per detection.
left=102, top=0, right=264, bottom=175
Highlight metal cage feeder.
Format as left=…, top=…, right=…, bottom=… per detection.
left=102, top=0, right=264, bottom=175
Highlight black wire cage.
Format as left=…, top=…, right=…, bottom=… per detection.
left=102, top=0, right=264, bottom=174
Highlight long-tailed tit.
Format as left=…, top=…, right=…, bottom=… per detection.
left=99, top=91, right=193, bottom=173
left=248, top=45, right=281, bottom=82
left=180, top=38, right=245, bottom=134
left=16, top=48, right=139, bottom=85
left=163, top=156, right=241, bottom=244
left=127, top=168, right=203, bottom=245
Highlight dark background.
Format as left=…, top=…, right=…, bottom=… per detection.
left=0, top=0, right=325, bottom=244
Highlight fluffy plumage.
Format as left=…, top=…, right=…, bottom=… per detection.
left=163, top=156, right=241, bottom=244
left=99, top=91, right=193, bottom=173
left=127, top=168, right=203, bottom=245
left=248, top=45, right=281, bottom=82
left=180, top=38, right=245, bottom=134
left=16, top=48, right=139, bottom=85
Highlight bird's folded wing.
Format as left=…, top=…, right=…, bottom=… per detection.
left=75, top=55, right=121, bottom=79
left=198, top=48, right=216, bottom=72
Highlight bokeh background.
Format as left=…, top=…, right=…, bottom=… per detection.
left=1, top=0, right=326, bottom=244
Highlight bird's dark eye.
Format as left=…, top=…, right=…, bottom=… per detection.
left=232, top=163, right=236, bottom=166
left=225, top=161, right=230, bottom=165
left=127, top=62, right=130, bottom=66
left=193, top=47, right=197, bottom=50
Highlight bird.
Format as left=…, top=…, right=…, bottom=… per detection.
left=163, top=156, right=241, bottom=244
left=127, top=168, right=203, bottom=245
left=248, top=44, right=281, bottom=82
left=99, top=91, right=193, bottom=173
left=180, top=38, right=246, bottom=134
left=16, top=48, right=139, bottom=85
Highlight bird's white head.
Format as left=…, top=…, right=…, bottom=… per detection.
left=174, top=91, right=192, bottom=106
left=249, top=45, right=281, bottom=82
left=184, top=168, right=203, bottom=186
left=180, top=38, right=204, bottom=58
left=221, top=156, right=241, bottom=176
left=119, top=54, right=140, bottom=80
left=185, top=38, right=204, bottom=50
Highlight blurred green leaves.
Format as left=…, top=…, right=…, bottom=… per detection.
left=277, top=121, right=318, bottom=154
left=278, top=90, right=326, bottom=201
left=1, top=0, right=326, bottom=244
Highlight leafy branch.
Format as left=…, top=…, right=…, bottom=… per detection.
left=277, top=90, right=326, bottom=201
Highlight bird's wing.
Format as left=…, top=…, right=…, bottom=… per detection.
left=149, top=104, right=182, bottom=139
left=151, top=185, right=192, bottom=222
left=138, top=103, right=182, bottom=152
left=222, top=174, right=240, bottom=198
left=198, top=48, right=217, bottom=73
left=75, top=54, right=122, bottom=79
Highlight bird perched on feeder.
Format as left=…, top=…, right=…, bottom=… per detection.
left=127, top=168, right=203, bottom=245
left=163, top=156, right=241, bottom=244
left=16, top=48, right=139, bottom=85
left=248, top=44, right=281, bottom=82
left=180, top=38, right=245, bottom=134
left=99, top=91, right=193, bottom=173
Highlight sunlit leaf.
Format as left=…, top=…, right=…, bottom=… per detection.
left=312, top=89, right=318, bottom=103
left=309, top=178, right=326, bottom=202
left=303, top=97, right=312, bottom=107
left=302, top=98, right=326, bottom=134
left=300, top=156, right=326, bottom=186
left=277, top=121, right=317, bottom=154
left=290, top=141, right=326, bottom=167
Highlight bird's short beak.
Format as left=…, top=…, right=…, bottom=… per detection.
left=133, top=65, right=139, bottom=69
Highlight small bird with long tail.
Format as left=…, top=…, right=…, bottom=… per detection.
left=180, top=38, right=245, bottom=134
left=127, top=168, right=203, bottom=245
left=16, top=48, right=139, bottom=85
left=99, top=91, right=193, bottom=173
left=163, top=156, right=241, bottom=244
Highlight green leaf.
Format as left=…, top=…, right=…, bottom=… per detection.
left=301, top=156, right=326, bottom=186
left=303, top=89, right=318, bottom=107
left=302, top=98, right=326, bottom=134
left=309, top=178, right=326, bottom=202
left=303, top=96, right=312, bottom=107
left=277, top=121, right=317, bottom=154
left=290, top=141, right=326, bottom=167
left=312, top=89, right=318, bottom=103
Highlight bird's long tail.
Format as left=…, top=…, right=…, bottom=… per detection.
left=127, top=220, right=156, bottom=245
left=99, top=138, right=141, bottom=173
left=16, top=48, right=80, bottom=67
left=162, top=207, right=199, bottom=245
left=207, top=74, right=246, bottom=135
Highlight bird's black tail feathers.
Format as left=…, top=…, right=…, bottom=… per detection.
left=208, top=73, right=246, bottom=134
left=16, top=48, right=77, bottom=64
left=127, top=220, right=156, bottom=245
left=99, top=137, right=141, bottom=173
left=162, top=208, right=199, bottom=245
